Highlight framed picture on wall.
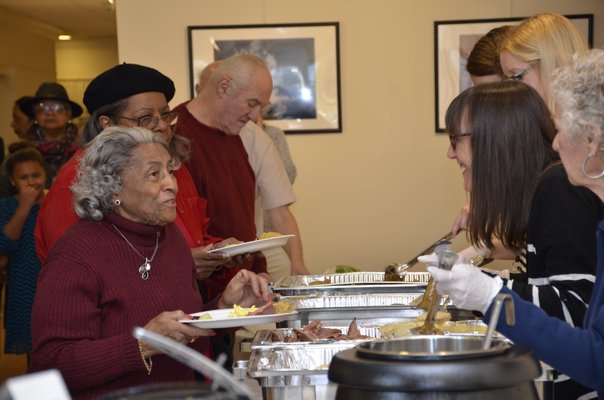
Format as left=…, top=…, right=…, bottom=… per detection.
left=433, top=14, right=593, bottom=133
left=188, top=22, right=342, bottom=134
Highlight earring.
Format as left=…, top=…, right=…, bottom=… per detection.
left=114, top=199, right=121, bottom=206
left=582, top=154, right=604, bottom=179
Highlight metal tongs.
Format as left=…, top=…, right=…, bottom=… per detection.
left=411, top=241, right=458, bottom=335
left=388, top=232, right=454, bottom=278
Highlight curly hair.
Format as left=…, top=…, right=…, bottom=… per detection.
left=550, top=49, right=604, bottom=153
left=71, top=126, right=170, bottom=220
left=6, top=146, right=45, bottom=179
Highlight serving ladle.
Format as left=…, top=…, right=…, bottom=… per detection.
left=411, top=249, right=458, bottom=335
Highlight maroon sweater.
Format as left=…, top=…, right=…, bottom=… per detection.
left=174, top=102, right=267, bottom=299
left=30, top=212, right=219, bottom=400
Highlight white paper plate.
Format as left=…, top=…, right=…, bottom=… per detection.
left=208, top=235, right=295, bottom=257
left=180, top=308, right=298, bottom=329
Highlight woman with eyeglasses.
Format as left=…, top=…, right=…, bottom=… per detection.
left=442, top=80, right=603, bottom=399
left=499, top=12, right=588, bottom=111
left=30, top=126, right=271, bottom=400
left=23, top=83, right=83, bottom=185
left=425, top=49, right=604, bottom=399
left=454, top=12, right=589, bottom=259
left=35, top=64, right=248, bottom=295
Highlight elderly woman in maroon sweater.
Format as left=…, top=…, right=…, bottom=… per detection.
left=29, top=126, right=271, bottom=400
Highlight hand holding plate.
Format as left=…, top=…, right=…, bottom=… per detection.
left=141, top=310, right=215, bottom=357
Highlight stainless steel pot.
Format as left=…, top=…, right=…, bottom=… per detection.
left=328, top=336, right=541, bottom=399
left=98, top=382, right=241, bottom=400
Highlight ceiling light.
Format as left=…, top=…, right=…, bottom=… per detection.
left=58, top=35, right=72, bottom=41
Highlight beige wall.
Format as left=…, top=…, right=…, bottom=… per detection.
left=0, top=8, right=118, bottom=147
left=116, top=0, right=604, bottom=274
left=0, top=7, right=57, bottom=148
left=55, top=38, right=119, bottom=127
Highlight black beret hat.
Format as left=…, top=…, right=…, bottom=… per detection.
left=24, top=82, right=83, bottom=118
left=83, top=63, right=175, bottom=114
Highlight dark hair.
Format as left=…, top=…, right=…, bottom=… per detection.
left=15, top=96, right=36, bottom=119
left=7, top=140, right=35, bottom=155
left=466, top=26, right=512, bottom=78
left=445, top=80, right=558, bottom=251
left=6, top=146, right=46, bottom=179
left=80, top=98, right=130, bottom=145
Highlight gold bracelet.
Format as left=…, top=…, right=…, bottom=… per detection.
left=137, top=341, right=153, bottom=375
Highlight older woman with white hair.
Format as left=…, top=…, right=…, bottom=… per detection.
left=425, top=49, right=604, bottom=396
left=29, top=126, right=271, bottom=400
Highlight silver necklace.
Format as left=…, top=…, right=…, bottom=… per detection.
left=112, top=224, right=160, bottom=280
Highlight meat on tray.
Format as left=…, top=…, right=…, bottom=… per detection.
left=275, top=318, right=370, bottom=342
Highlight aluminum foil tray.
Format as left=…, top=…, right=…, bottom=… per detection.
left=273, top=272, right=430, bottom=295
left=251, top=326, right=382, bottom=349
left=379, top=319, right=498, bottom=339
left=280, top=293, right=423, bottom=309
left=247, top=326, right=381, bottom=377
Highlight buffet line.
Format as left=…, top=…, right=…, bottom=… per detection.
left=230, top=269, right=545, bottom=400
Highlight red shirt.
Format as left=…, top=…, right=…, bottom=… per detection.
left=174, top=102, right=267, bottom=299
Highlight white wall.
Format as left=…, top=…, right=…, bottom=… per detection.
left=116, top=0, right=604, bottom=274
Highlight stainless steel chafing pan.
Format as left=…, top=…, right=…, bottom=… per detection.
left=273, top=272, right=430, bottom=296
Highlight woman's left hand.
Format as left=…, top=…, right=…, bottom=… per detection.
left=219, top=269, right=271, bottom=308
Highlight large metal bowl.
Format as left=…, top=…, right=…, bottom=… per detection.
left=356, top=335, right=511, bottom=361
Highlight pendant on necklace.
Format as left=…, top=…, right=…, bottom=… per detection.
left=139, top=258, right=151, bottom=280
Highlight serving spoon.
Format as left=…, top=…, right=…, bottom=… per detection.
left=411, top=249, right=458, bottom=335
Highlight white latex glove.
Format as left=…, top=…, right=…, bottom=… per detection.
left=417, top=253, right=464, bottom=268
left=426, top=263, right=503, bottom=314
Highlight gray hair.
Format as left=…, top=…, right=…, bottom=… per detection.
left=209, top=53, right=269, bottom=94
left=550, top=49, right=604, bottom=153
left=71, top=126, right=170, bottom=220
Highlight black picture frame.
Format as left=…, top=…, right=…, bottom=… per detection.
left=188, top=22, right=342, bottom=134
left=434, top=14, right=593, bottom=133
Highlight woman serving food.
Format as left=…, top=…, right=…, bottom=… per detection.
left=29, top=126, right=271, bottom=400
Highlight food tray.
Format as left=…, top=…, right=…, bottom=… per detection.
left=247, top=326, right=382, bottom=377
left=378, top=319, right=504, bottom=339
left=273, top=272, right=430, bottom=296
left=275, top=293, right=448, bottom=328
left=251, top=326, right=382, bottom=349
left=280, top=293, right=423, bottom=309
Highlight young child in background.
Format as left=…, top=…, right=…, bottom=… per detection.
left=0, top=146, right=47, bottom=357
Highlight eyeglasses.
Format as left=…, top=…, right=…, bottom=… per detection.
left=116, top=111, right=178, bottom=129
left=35, top=102, right=69, bottom=113
left=508, top=64, right=532, bottom=81
left=449, top=132, right=471, bottom=150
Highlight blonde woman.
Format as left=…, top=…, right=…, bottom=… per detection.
left=499, top=12, right=588, bottom=111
